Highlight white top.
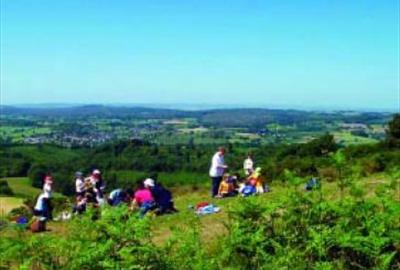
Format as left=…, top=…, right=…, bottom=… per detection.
left=209, top=152, right=225, bottom=177
left=43, top=183, right=52, bottom=198
left=243, top=158, right=254, bottom=171
left=34, top=194, right=46, bottom=211
left=75, top=178, right=85, bottom=193
left=109, top=189, right=122, bottom=200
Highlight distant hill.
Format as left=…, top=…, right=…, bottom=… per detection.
left=1, top=105, right=393, bottom=128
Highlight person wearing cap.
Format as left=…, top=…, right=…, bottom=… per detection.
left=209, top=147, right=228, bottom=198
left=75, top=171, right=85, bottom=197
left=133, top=180, right=155, bottom=217
left=145, top=178, right=177, bottom=214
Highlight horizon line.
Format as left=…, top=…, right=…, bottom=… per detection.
left=1, top=102, right=398, bottom=113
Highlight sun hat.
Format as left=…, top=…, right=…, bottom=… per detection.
left=92, top=169, right=101, bottom=175
left=143, top=178, right=155, bottom=187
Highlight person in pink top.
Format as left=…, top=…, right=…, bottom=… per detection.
left=133, top=180, right=155, bottom=217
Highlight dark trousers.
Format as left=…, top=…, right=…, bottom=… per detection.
left=44, top=198, right=53, bottom=220
left=211, top=176, right=223, bottom=197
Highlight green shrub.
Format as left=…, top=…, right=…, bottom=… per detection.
left=0, top=180, right=13, bottom=196
left=220, top=176, right=400, bottom=269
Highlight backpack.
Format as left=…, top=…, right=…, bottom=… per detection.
left=242, top=185, right=256, bottom=197
left=30, top=218, right=46, bottom=233
left=305, top=178, right=320, bottom=191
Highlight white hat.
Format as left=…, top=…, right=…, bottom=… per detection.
left=143, top=178, right=155, bottom=187
left=92, top=169, right=101, bottom=175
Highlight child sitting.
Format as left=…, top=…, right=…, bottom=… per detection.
left=72, top=195, right=87, bottom=215
left=240, top=178, right=257, bottom=197
left=248, top=167, right=266, bottom=194
left=216, top=174, right=237, bottom=198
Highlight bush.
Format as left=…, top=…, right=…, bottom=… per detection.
left=8, top=206, right=32, bottom=220
left=318, top=166, right=338, bottom=182
left=220, top=179, right=400, bottom=269
left=361, top=154, right=386, bottom=175
left=0, top=206, right=168, bottom=269
left=0, top=180, right=14, bottom=196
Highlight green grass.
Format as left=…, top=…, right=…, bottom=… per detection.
left=1, top=177, right=64, bottom=199
left=114, top=170, right=209, bottom=187
left=0, top=177, right=65, bottom=215
left=1, top=173, right=394, bottom=247
left=333, top=131, right=378, bottom=145
left=2, top=177, right=41, bottom=198
left=150, top=174, right=395, bottom=245
left=0, top=197, right=24, bottom=216
left=0, top=126, right=52, bottom=142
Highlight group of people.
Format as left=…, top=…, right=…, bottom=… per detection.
left=34, top=169, right=177, bottom=221
left=75, top=170, right=177, bottom=217
left=209, top=147, right=268, bottom=198
left=33, top=146, right=266, bottom=222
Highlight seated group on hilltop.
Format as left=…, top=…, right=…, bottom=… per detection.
left=34, top=169, right=177, bottom=222
left=210, top=147, right=269, bottom=198
left=215, top=167, right=268, bottom=198
left=33, top=146, right=273, bottom=222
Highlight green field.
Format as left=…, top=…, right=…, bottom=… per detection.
left=0, top=197, right=24, bottom=216
left=2, top=177, right=41, bottom=198
left=0, top=177, right=64, bottom=214
left=333, top=131, right=379, bottom=145
left=0, top=126, right=52, bottom=142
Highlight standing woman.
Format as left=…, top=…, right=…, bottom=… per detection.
left=209, top=147, right=228, bottom=198
left=243, top=153, right=254, bottom=176
left=42, top=175, right=53, bottom=220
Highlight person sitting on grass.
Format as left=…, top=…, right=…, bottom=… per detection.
left=144, top=178, right=178, bottom=214
left=85, top=169, right=106, bottom=205
left=247, top=167, right=267, bottom=194
left=107, top=188, right=133, bottom=206
left=216, top=173, right=237, bottom=198
left=240, top=178, right=257, bottom=197
left=72, top=195, right=87, bottom=215
left=133, top=180, right=156, bottom=217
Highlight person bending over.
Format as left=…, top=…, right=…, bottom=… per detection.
left=133, top=180, right=156, bottom=217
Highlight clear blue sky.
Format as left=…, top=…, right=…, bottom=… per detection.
left=1, top=0, right=399, bottom=110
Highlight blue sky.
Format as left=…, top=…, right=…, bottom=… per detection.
left=1, top=1, right=399, bottom=110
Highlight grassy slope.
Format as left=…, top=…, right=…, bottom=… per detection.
left=0, top=197, right=24, bottom=216
left=2, top=177, right=41, bottom=198
left=1, top=174, right=395, bottom=247
left=0, top=177, right=64, bottom=215
left=42, top=174, right=394, bottom=246
left=152, top=174, right=397, bottom=245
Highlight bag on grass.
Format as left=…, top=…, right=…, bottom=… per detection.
left=30, top=217, right=46, bottom=233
